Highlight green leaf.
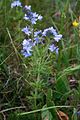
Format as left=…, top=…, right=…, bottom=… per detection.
left=41, top=105, right=53, bottom=120
left=46, top=89, right=58, bottom=119
left=55, top=76, right=70, bottom=94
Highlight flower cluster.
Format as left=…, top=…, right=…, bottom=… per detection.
left=11, top=1, right=62, bottom=57
left=42, top=27, right=62, bottom=42
left=21, top=5, right=44, bottom=57
left=21, top=29, right=43, bottom=57
left=23, top=5, right=43, bottom=24
left=42, top=27, right=57, bottom=37
left=42, top=27, right=62, bottom=54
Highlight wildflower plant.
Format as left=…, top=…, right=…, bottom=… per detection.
left=1, top=0, right=80, bottom=119
left=11, top=0, right=63, bottom=118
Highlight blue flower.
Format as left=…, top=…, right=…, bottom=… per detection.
left=21, top=50, right=32, bottom=57
left=24, top=12, right=37, bottom=24
left=54, top=34, right=62, bottom=42
left=21, top=39, right=33, bottom=57
left=38, top=15, right=43, bottom=20
left=22, top=26, right=32, bottom=36
left=34, top=30, right=42, bottom=44
left=11, top=0, right=22, bottom=8
left=42, top=27, right=57, bottom=37
left=24, top=13, right=30, bottom=20
left=32, top=12, right=38, bottom=18
left=31, top=18, right=37, bottom=24
left=34, top=30, right=42, bottom=37
left=24, top=5, right=31, bottom=11
left=55, top=47, right=59, bottom=54
left=48, top=44, right=56, bottom=52
left=48, top=44, right=59, bottom=54
left=24, top=12, right=42, bottom=24
left=34, top=37, right=40, bottom=43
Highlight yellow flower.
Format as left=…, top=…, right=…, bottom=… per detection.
left=72, top=20, right=79, bottom=27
